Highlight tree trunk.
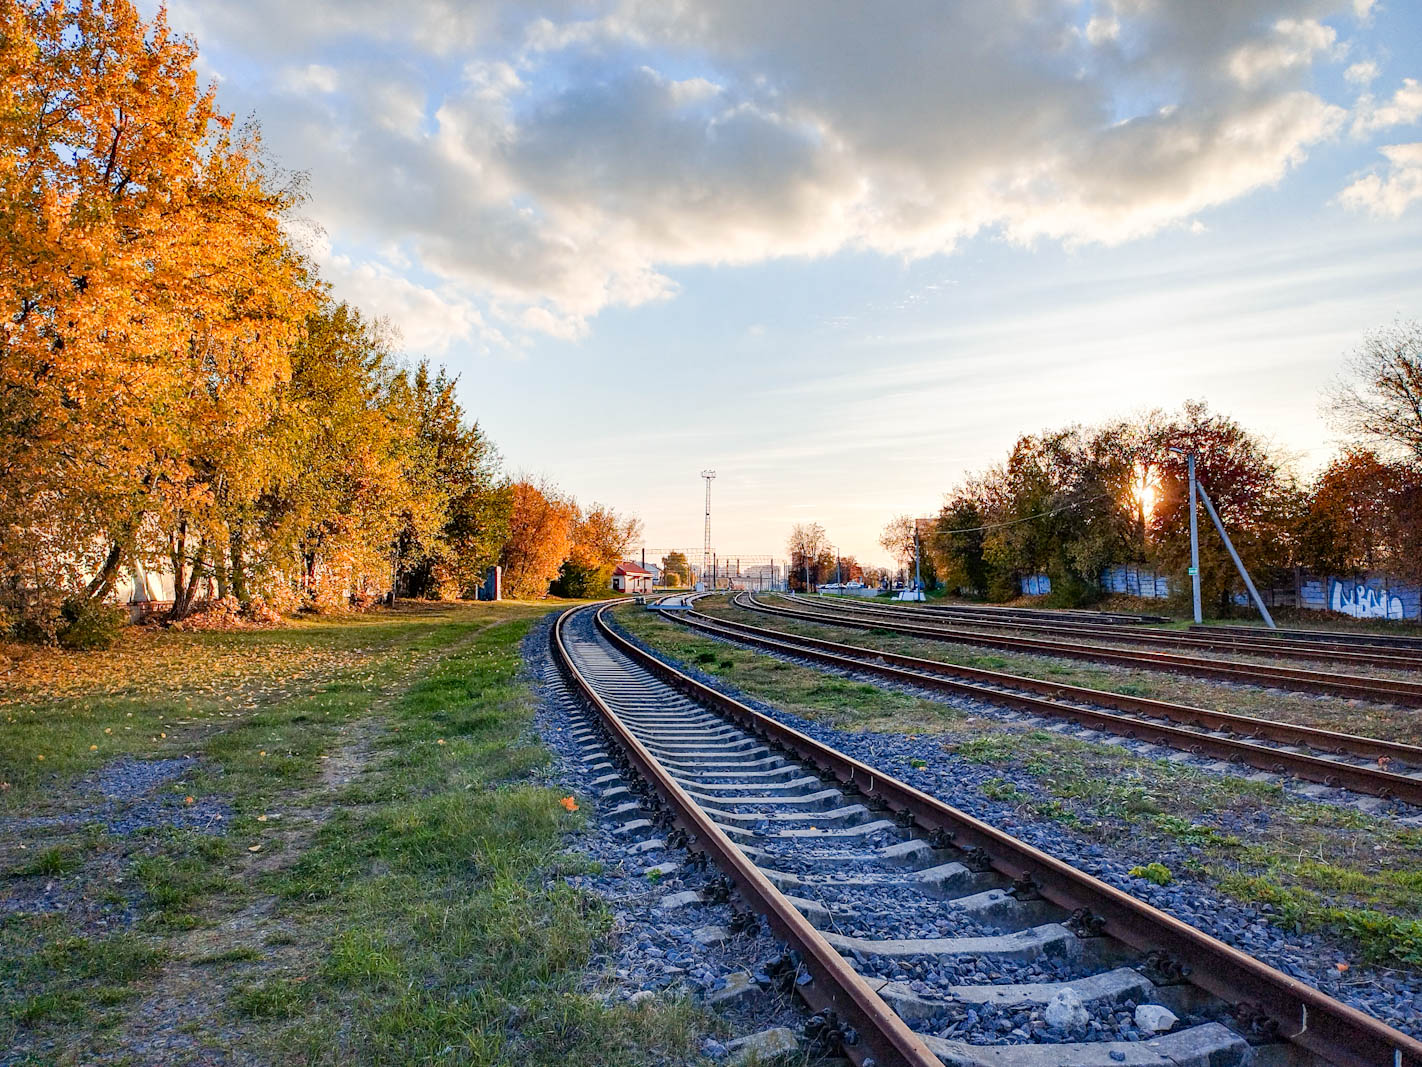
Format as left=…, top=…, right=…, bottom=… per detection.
left=169, top=536, right=208, bottom=621
left=229, top=521, right=249, bottom=603
left=170, top=520, right=188, bottom=614
left=84, top=540, right=127, bottom=602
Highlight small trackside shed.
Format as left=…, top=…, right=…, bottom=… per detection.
left=611, top=561, right=655, bottom=594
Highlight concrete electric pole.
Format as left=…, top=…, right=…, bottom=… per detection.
left=700, top=470, right=715, bottom=590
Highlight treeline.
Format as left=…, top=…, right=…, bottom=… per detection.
left=887, top=324, right=1422, bottom=612
left=785, top=523, right=882, bottom=592
left=0, top=1, right=636, bottom=640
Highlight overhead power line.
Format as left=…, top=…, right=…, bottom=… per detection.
left=929, top=490, right=1116, bottom=536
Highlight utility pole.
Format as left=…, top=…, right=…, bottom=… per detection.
left=914, top=523, right=922, bottom=592
left=700, top=470, right=715, bottom=590
left=1171, top=449, right=1203, bottom=625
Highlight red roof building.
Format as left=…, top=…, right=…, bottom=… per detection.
left=612, top=561, right=655, bottom=594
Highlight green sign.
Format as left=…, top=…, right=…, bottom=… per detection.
left=1187, top=566, right=1198, bottom=576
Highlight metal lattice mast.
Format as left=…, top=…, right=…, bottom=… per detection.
left=700, top=470, right=716, bottom=586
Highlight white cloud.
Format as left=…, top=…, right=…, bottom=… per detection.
left=166, top=0, right=1377, bottom=346
left=1344, top=59, right=1378, bottom=85
left=1339, top=142, right=1422, bottom=216
left=1226, top=19, right=1336, bottom=88
left=1084, top=15, right=1120, bottom=46
left=1352, top=78, right=1422, bottom=135
left=278, top=64, right=338, bottom=94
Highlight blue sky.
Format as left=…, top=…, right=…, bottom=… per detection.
left=155, top=0, right=1422, bottom=564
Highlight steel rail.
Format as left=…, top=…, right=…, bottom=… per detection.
left=595, top=602, right=1422, bottom=1067
left=1192, top=623, right=1422, bottom=653
left=753, top=593, right=1422, bottom=707
left=551, top=605, right=943, bottom=1067
left=675, top=598, right=1422, bottom=805
left=825, top=597, right=1422, bottom=670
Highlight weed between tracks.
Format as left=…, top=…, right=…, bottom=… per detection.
left=2, top=601, right=704, bottom=1065
left=617, top=601, right=1422, bottom=972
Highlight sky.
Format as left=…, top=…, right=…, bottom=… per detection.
left=150, top=0, right=1422, bottom=566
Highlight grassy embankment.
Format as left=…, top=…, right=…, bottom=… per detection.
left=1, top=601, right=704, bottom=1066
left=616, top=600, right=1422, bottom=972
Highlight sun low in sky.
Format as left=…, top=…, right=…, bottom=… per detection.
left=157, top=0, right=1422, bottom=563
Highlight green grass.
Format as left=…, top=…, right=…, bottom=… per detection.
left=256, top=612, right=708, bottom=1065
left=1, top=600, right=709, bottom=1065
left=0, top=921, right=164, bottom=1027
left=132, top=830, right=239, bottom=924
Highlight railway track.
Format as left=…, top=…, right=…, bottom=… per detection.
left=552, top=602, right=1422, bottom=1067
left=1191, top=623, right=1422, bottom=654
left=670, top=595, right=1422, bottom=806
left=830, top=598, right=1422, bottom=672
left=746, top=593, right=1422, bottom=708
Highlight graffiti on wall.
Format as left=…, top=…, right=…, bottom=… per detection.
left=1329, top=580, right=1406, bottom=620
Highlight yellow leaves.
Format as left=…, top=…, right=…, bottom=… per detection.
left=256, top=814, right=268, bottom=822
left=35, top=753, right=43, bottom=761
left=247, top=844, right=262, bottom=853
left=89, top=744, right=98, bottom=751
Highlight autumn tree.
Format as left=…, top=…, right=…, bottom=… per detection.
left=552, top=503, right=642, bottom=598
left=786, top=522, right=827, bottom=592
left=1145, top=402, right=1297, bottom=616
left=392, top=362, right=510, bottom=599
left=1296, top=448, right=1422, bottom=582
left=879, top=516, right=919, bottom=571
left=0, top=0, right=312, bottom=626
left=1330, top=320, right=1422, bottom=463
left=0, top=1, right=631, bottom=638
left=500, top=480, right=578, bottom=599
left=661, top=551, right=691, bottom=587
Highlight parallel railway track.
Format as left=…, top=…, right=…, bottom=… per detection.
left=669, top=596, right=1422, bottom=806
left=827, top=598, right=1422, bottom=671
left=552, top=602, right=1422, bottom=1067
left=746, top=594, right=1422, bottom=708
left=1190, top=623, right=1422, bottom=654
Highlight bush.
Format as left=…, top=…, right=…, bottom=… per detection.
left=550, top=560, right=612, bottom=599
left=57, top=598, right=128, bottom=650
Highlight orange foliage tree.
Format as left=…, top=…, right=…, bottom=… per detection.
left=499, top=481, right=578, bottom=599
left=0, top=0, right=311, bottom=624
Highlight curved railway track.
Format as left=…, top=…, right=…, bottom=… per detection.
left=552, top=602, right=1422, bottom=1067
left=828, top=598, right=1422, bottom=671
left=748, top=594, right=1422, bottom=708
left=672, top=595, right=1422, bottom=806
